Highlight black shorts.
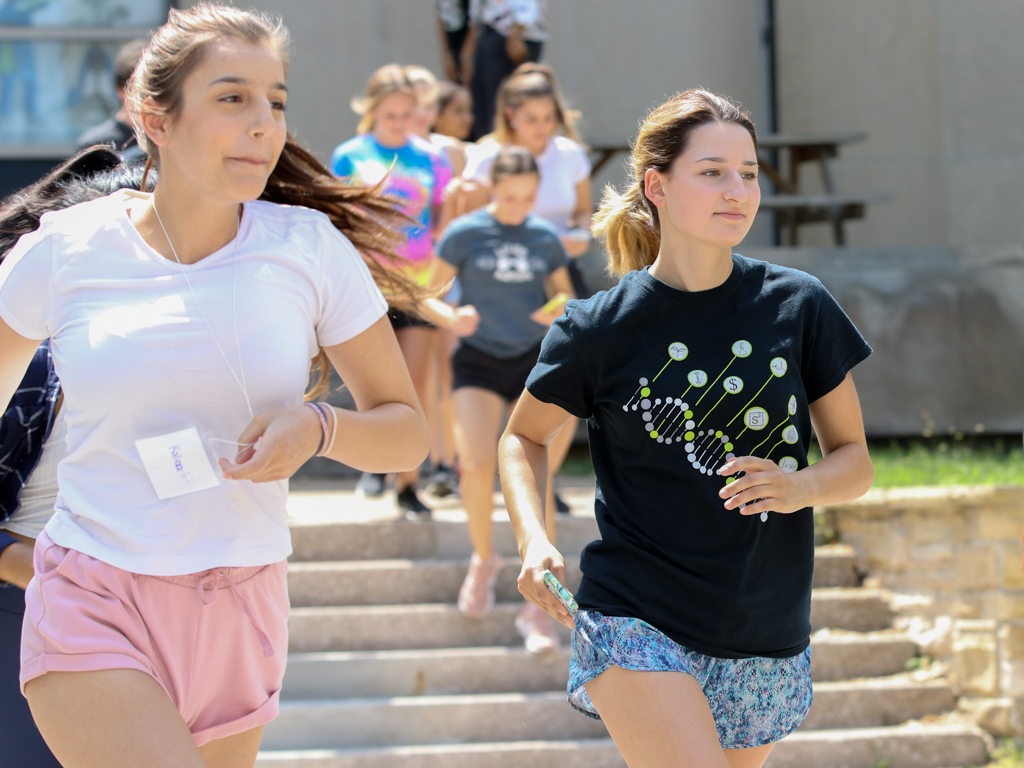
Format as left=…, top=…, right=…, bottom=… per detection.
left=452, top=342, right=542, bottom=402
left=388, top=307, right=434, bottom=331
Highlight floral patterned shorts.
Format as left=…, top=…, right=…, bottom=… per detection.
left=569, top=609, right=813, bottom=749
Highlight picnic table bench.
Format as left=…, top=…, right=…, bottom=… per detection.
left=586, top=132, right=886, bottom=246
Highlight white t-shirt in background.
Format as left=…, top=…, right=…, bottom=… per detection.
left=463, top=136, right=591, bottom=234
left=0, top=191, right=387, bottom=575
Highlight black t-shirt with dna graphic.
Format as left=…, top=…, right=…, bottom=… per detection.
left=526, top=256, right=871, bottom=659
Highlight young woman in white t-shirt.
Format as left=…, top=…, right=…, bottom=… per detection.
left=0, top=6, right=429, bottom=768
left=459, top=62, right=591, bottom=511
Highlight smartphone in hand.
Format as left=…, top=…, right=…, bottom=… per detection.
left=541, top=570, right=578, bottom=617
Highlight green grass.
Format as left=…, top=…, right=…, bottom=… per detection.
left=557, top=437, right=1024, bottom=487
left=983, top=739, right=1024, bottom=767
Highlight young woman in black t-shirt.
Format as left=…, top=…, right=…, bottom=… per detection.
left=498, top=90, right=874, bottom=768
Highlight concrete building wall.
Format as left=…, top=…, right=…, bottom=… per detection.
left=187, top=0, right=767, bottom=205
left=775, top=0, right=1024, bottom=254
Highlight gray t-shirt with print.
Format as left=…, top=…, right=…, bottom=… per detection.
left=437, top=208, right=569, bottom=358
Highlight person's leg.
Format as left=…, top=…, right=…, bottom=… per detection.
left=452, top=386, right=505, bottom=559
left=470, top=26, right=507, bottom=140
left=395, top=325, right=436, bottom=495
left=439, top=327, right=458, bottom=470
left=583, top=665, right=775, bottom=768
left=198, top=726, right=266, bottom=768
left=26, top=669, right=209, bottom=768
left=544, top=417, right=577, bottom=539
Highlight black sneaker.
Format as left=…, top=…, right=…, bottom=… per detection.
left=397, top=486, right=432, bottom=519
left=554, top=493, right=571, bottom=515
left=426, top=464, right=459, bottom=498
left=357, top=472, right=386, bottom=498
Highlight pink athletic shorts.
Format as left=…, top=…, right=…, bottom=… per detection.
left=21, top=531, right=289, bottom=746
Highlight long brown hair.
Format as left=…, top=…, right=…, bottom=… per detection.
left=125, top=4, right=423, bottom=399
left=493, top=63, right=583, bottom=146
left=592, top=89, right=757, bottom=278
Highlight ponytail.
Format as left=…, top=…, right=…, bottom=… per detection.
left=592, top=89, right=757, bottom=279
left=592, top=181, right=661, bottom=277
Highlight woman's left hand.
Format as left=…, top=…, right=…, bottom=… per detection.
left=716, top=456, right=810, bottom=516
left=219, top=405, right=322, bottom=483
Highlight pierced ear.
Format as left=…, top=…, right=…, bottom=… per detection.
left=140, top=97, right=171, bottom=148
left=644, top=168, right=666, bottom=208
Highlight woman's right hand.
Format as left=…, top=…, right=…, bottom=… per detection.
left=518, top=538, right=575, bottom=627
left=451, top=305, right=480, bottom=336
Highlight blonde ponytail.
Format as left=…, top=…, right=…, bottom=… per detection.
left=592, top=89, right=758, bottom=280
left=592, top=180, right=660, bottom=277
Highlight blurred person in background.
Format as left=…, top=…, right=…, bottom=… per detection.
left=435, top=0, right=472, bottom=84
left=460, top=63, right=593, bottom=512
left=332, top=64, right=453, bottom=516
left=463, top=0, right=547, bottom=140
left=433, top=80, right=474, bottom=145
left=404, top=64, right=461, bottom=500
left=74, top=38, right=147, bottom=162
left=418, top=146, right=573, bottom=653
left=0, top=145, right=146, bottom=768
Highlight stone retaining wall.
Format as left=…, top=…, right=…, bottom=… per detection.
left=824, top=485, right=1024, bottom=722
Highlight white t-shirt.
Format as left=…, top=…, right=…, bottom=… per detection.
left=463, top=136, right=591, bottom=234
left=470, top=0, right=548, bottom=41
left=0, top=191, right=387, bottom=575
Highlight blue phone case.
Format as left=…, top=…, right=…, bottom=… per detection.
left=542, top=570, right=579, bottom=617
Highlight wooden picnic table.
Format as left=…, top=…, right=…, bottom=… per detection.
left=586, top=133, right=882, bottom=246
left=757, top=132, right=876, bottom=246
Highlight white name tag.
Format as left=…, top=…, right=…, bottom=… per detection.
left=135, top=427, right=220, bottom=500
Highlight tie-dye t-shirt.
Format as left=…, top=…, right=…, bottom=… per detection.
left=330, top=134, right=452, bottom=286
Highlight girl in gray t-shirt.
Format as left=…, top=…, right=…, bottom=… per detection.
left=420, top=145, right=574, bottom=655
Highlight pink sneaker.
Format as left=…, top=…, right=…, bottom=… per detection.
left=457, top=550, right=503, bottom=619
left=515, top=602, right=560, bottom=654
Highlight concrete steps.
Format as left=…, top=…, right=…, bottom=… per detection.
left=263, top=678, right=957, bottom=750
left=255, top=724, right=988, bottom=768
left=288, top=589, right=893, bottom=653
left=257, top=501, right=990, bottom=767
left=281, top=629, right=921, bottom=700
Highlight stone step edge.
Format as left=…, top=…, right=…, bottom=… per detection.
left=278, top=677, right=954, bottom=711
left=256, top=722, right=986, bottom=760
left=257, top=738, right=616, bottom=762
left=290, top=589, right=891, bottom=615
left=284, top=629, right=916, bottom=663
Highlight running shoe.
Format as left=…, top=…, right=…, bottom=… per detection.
left=554, top=492, right=571, bottom=514
left=396, top=486, right=432, bottom=520
left=357, top=472, right=386, bottom=498
left=457, top=550, right=503, bottom=618
left=426, top=464, right=459, bottom=498
left=515, top=602, right=561, bottom=654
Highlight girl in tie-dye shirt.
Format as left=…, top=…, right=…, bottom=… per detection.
left=331, top=66, right=452, bottom=288
left=330, top=64, right=452, bottom=517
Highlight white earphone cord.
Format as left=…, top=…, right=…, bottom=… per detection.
left=152, top=200, right=255, bottom=420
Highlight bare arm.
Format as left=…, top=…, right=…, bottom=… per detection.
left=529, top=265, right=575, bottom=327
left=562, top=179, right=593, bottom=257
left=417, top=256, right=480, bottom=335
left=437, top=15, right=458, bottom=82
left=716, top=373, right=873, bottom=515
left=0, top=317, right=44, bottom=420
left=498, top=391, right=576, bottom=627
left=220, top=315, right=430, bottom=481
left=460, top=24, right=477, bottom=85
left=0, top=535, right=34, bottom=589
left=0, top=320, right=48, bottom=589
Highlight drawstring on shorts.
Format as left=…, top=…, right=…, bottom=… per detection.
left=196, top=569, right=276, bottom=658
